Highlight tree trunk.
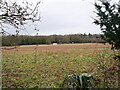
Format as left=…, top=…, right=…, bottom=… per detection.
left=118, top=50, right=120, bottom=88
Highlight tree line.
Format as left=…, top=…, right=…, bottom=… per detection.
left=2, top=33, right=105, bottom=46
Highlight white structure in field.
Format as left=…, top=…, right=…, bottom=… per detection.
left=53, top=43, right=57, bottom=45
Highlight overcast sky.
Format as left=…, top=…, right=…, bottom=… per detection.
left=3, top=0, right=119, bottom=35
left=37, top=0, right=99, bottom=35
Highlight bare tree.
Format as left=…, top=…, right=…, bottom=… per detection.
left=0, top=0, right=41, bottom=35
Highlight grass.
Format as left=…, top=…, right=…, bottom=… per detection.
left=2, top=43, right=118, bottom=88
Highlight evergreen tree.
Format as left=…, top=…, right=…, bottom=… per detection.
left=94, top=0, right=120, bottom=50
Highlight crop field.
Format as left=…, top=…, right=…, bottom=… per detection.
left=2, top=43, right=118, bottom=88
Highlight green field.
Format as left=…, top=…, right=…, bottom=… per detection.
left=2, top=43, right=118, bottom=88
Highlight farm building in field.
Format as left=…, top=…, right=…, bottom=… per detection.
left=53, top=43, right=58, bottom=45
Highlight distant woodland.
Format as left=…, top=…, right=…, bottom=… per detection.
left=2, top=34, right=105, bottom=46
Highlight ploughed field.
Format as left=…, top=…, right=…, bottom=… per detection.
left=2, top=43, right=118, bottom=88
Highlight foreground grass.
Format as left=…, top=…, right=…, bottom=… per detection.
left=2, top=43, right=118, bottom=88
